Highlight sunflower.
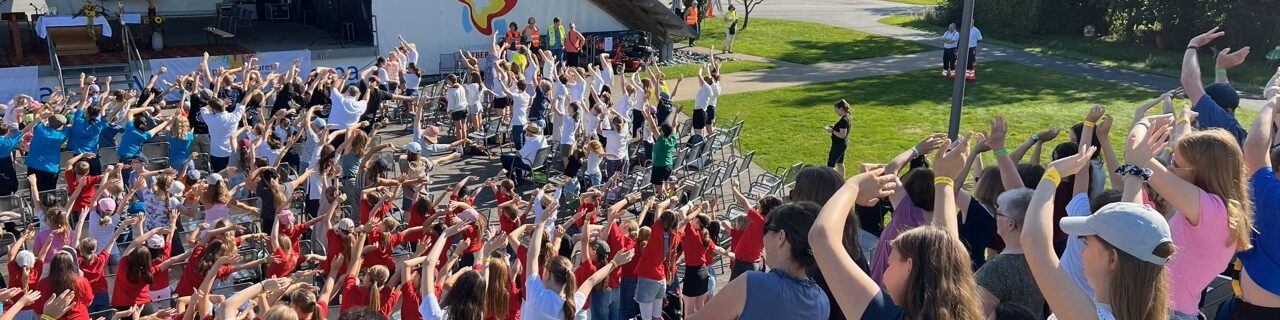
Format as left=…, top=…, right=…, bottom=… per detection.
left=154, top=16, right=164, bottom=24
left=142, top=18, right=150, bottom=25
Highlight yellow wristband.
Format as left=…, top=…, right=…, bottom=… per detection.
left=933, top=176, right=955, bottom=187
left=1043, top=167, right=1062, bottom=186
left=1082, top=120, right=1096, bottom=127
left=40, top=315, right=56, bottom=320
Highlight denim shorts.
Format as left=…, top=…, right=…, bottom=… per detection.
left=634, top=277, right=666, bottom=304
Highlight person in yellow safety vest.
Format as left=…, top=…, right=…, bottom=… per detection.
left=546, top=17, right=566, bottom=60
left=503, top=22, right=522, bottom=49
left=524, top=17, right=541, bottom=52
left=685, top=1, right=699, bottom=46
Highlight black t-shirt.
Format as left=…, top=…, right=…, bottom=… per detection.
left=564, top=154, right=582, bottom=178
left=958, top=200, right=997, bottom=271
left=271, top=85, right=298, bottom=115
left=361, top=88, right=391, bottom=122
left=529, top=88, right=548, bottom=121
left=830, top=116, right=849, bottom=145
left=188, top=93, right=211, bottom=134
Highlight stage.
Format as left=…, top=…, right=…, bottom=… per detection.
left=0, top=5, right=375, bottom=67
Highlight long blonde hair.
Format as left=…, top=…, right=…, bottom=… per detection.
left=1100, top=237, right=1174, bottom=320
left=544, top=256, right=578, bottom=320
left=365, top=265, right=391, bottom=313
left=1175, top=129, right=1254, bottom=249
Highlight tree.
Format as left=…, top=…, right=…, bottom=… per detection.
left=738, top=0, right=765, bottom=31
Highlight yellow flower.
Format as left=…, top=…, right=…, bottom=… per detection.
left=155, top=16, right=164, bottom=24
left=142, top=18, right=150, bottom=25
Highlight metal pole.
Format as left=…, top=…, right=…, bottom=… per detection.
left=947, top=0, right=976, bottom=139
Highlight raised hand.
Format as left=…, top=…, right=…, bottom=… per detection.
left=914, top=133, right=947, bottom=155
left=986, top=116, right=1008, bottom=151
left=1049, top=145, right=1097, bottom=176
left=1189, top=27, right=1225, bottom=47
left=932, top=133, right=972, bottom=180
left=1085, top=104, right=1105, bottom=123
left=848, top=165, right=898, bottom=206
left=612, top=248, right=636, bottom=265
left=1035, top=127, right=1060, bottom=142
left=1096, top=114, right=1114, bottom=137
left=1215, top=47, right=1251, bottom=69
left=972, top=132, right=991, bottom=153
left=1125, top=115, right=1175, bottom=165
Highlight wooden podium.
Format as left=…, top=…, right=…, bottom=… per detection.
left=1, top=13, right=26, bottom=63
left=48, top=25, right=102, bottom=55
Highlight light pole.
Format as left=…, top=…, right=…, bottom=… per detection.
left=947, top=0, right=976, bottom=139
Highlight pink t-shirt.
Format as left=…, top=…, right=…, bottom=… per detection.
left=1165, top=190, right=1235, bottom=315
left=33, top=229, right=68, bottom=262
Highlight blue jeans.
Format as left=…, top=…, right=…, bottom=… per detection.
left=620, top=277, right=639, bottom=320
left=590, top=286, right=621, bottom=320
left=500, top=153, right=533, bottom=180
left=511, top=124, right=526, bottom=150
left=551, top=47, right=564, bottom=61
left=583, top=172, right=602, bottom=187
left=89, top=291, right=109, bottom=313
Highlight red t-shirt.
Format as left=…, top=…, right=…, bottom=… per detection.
left=110, top=258, right=154, bottom=307
left=399, top=281, right=422, bottom=320
left=280, top=223, right=308, bottom=246
left=5, top=260, right=41, bottom=310
left=605, top=222, right=633, bottom=288
left=444, top=214, right=483, bottom=254
left=405, top=205, right=435, bottom=243
left=574, top=202, right=598, bottom=227
left=79, top=251, right=110, bottom=292
left=682, top=225, right=710, bottom=266
left=174, top=244, right=232, bottom=297
left=35, top=277, right=94, bottom=320
left=266, top=246, right=299, bottom=279
left=339, top=277, right=400, bottom=314
left=64, top=171, right=102, bottom=213
left=499, top=211, right=520, bottom=235
left=483, top=280, right=522, bottom=320
left=732, top=208, right=766, bottom=262
left=364, top=230, right=405, bottom=271
left=574, top=258, right=598, bottom=308
left=633, top=221, right=667, bottom=280
left=150, top=243, right=173, bottom=288
left=324, top=230, right=346, bottom=273
left=359, top=199, right=393, bottom=224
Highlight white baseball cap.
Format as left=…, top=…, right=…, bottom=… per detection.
left=1060, top=202, right=1173, bottom=265
left=146, top=235, right=165, bottom=249
left=335, top=218, right=355, bottom=231
left=14, top=250, right=34, bottom=268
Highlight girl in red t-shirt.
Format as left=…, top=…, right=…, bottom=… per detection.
left=632, top=196, right=687, bottom=320
left=338, top=230, right=400, bottom=316
left=111, top=236, right=189, bottom=319
left=35, top=251, right=95, bottom=320
left=76, top=215, right=133, bottom=314
left=267, top=217, right=302, bottom=279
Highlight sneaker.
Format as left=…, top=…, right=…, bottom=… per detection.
left=941, top=70, right=949, bottom=77
left=965, top=70, right=976, bottom=81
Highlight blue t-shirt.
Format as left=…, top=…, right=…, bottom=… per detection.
left=1241, top=167, right=1280, bottom=295
left=117, top=124, right=152, bottom=159
left=66, top=109, right=108, bottom=153
left=740, top=269, right=830, bottom=320
left=98, top=123, right=122, bottom=149
left=26, top=123, right=68, bottom=173
left=0, top=131, right=21, bottom=158
left=1192, top=95, right=1246, bottom=146
left=862, top=290, right=904, bottom=319
left=168, top=132, right=194, bottom=163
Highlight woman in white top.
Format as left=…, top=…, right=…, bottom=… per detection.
left=551, top=100, right=581, bottom=168
left=598, top=114, right=629, bottom=179
left=465, top=71, right=493, bottom=136
left=444, top=74, right=469, bottom=140
left=693, top=64, right=715, bottom=137
left=402, top=63, right=423, bottom=96
left=706, top=61, right=723, bottom=130
left=582, top=140, right=605, bottom=187
left=521, top=201, right=635, bottom=320
left=200, top=92, right=250, bottom=173
left=501, top=77, right=533, bottom=150
left=941, top=23, right=961, bottom=78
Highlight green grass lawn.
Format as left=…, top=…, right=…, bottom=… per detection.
left=878, top=14, right=1276, bottom=91
left=658, top=60, right=777, bottom=78
left=687, top=17, right=932, bottom=65
left=679, top=61, right=1226, bottom=172
left=882, top=0, right=940, bottom=5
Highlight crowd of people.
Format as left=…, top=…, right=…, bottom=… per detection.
left=0, top=6, right=1274, bottom=319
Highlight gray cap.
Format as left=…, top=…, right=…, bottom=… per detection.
left=14, top=250, right=34, bottom=268
left=1060, top=202, right=1173, bottom=265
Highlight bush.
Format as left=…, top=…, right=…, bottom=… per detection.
left=938, top=0, right=1108, bottom=38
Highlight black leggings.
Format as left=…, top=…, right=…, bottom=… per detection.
left=967, top=47, right=978, bottom=70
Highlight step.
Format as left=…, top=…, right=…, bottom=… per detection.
left=60, top=63, right=133, bottom=76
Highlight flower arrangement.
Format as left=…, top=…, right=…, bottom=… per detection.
left=74, top=2, right=99, bottom=39
left=142, top=14, right=166, bottom=33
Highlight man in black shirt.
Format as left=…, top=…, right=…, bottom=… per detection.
left=357, top=76, right=416, bottom=126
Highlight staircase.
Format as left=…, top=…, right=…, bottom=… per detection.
left=47, top=22, right=147, bottom=92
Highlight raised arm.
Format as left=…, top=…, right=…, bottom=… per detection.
left=808, top=168, right=897, bottom=318
left=986, top=116, right=1025, bottom=190
left=1023, top=145, right=1099, bottom=320
left=1245, top=97, right=1278, bottom=173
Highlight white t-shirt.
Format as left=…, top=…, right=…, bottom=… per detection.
left=708, top=82, right=722, bottom=107
left=520, top=277, right=588, bottom=320
left=968, top=27, right=983, bottom=48
left=694, top=83, right=710, bottom=110
left=446, top=86, right=467, bottom=112
left=464, top=83, right=481, bottom=106
left=568, top=80, right=586, bottom=104
left=403, top=73, right=421, bottom=91
left=85, top=209, right=117, bottom=251
left=942, top=30, right=960, bottom=49
left=408, top=48, right=419, bottom=65
left=584, top=152, right=602, bottom=175
left=559, top=114, right=578, bottom=145
left=200, top=105, right=247, bottom=157
left=602, top=130, right=626, bottom=160
left=326, top=88, right=366, bottom=129
left=510, top=90, right=531, bottom=126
